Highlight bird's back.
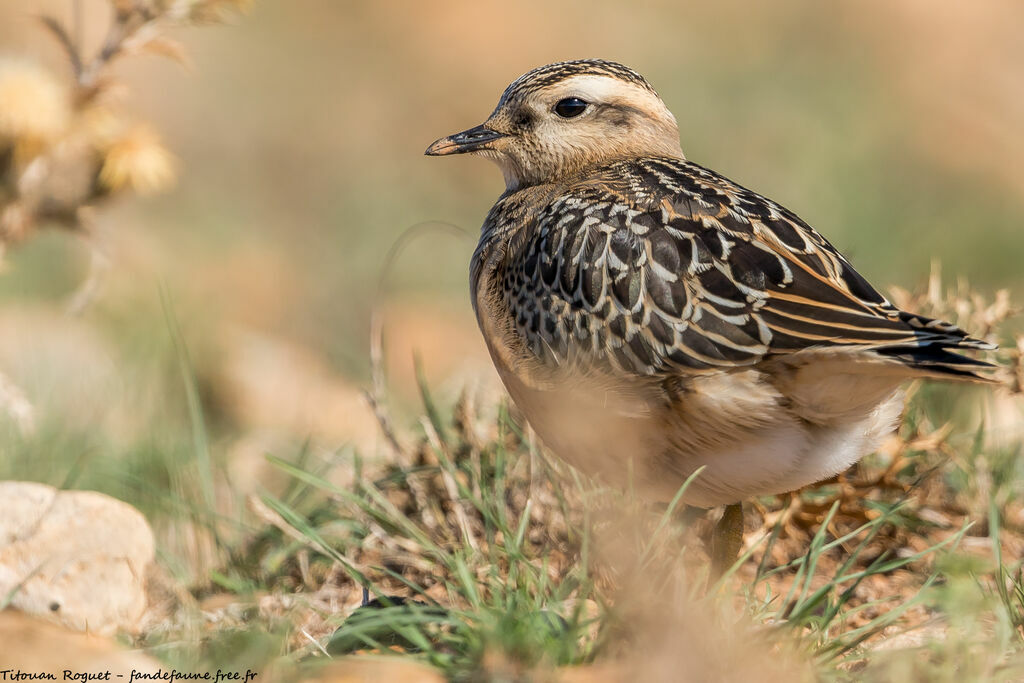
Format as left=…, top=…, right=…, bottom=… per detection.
left=473, top=156, right=993, bottom=383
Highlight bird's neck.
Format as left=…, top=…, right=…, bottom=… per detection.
left=501, top=140, right=686, bottom=192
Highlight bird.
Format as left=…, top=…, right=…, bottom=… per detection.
left=425, top=59, right=995, bottom=571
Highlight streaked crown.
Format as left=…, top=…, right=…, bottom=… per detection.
left=497, top=59, right=658, bottom=106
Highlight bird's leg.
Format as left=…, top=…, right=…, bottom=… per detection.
left=710, top=502, right=744, bottom=579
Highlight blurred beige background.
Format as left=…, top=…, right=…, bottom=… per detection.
left=0, top=1, right=1021, bottom=484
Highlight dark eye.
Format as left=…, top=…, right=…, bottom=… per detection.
left=554, top=97, right=588, bottom=118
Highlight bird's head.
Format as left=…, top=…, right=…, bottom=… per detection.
left=426, top=59, right=684, bottom=191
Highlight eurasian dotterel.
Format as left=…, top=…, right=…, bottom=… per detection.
left=425, top=59, right=995, bottom=569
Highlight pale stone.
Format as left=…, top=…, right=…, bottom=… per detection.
left=301, top=658, right=445, bottom=683
left=0, top=611, right=162, bottom=674
left=0, top=481, right=155, bottom=635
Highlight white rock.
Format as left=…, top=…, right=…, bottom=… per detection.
left=0, top=481, right=155, bottom=635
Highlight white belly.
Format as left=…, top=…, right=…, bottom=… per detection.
left=495, top=360, right=904, bottom=508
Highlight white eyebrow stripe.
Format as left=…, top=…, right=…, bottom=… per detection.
left=547, top=75, right=672, bottom=120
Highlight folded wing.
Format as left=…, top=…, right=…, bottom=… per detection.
left=503, top=157, right=994, bottom=380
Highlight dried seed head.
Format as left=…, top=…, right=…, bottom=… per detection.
left=99, top=124, right=177, bottom=194
left=0, top=59, right=71, bottom=145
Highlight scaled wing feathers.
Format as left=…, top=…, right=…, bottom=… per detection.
left=496, top=157, right=993, bottom=379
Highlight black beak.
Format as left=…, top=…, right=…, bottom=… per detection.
left=425, top=124, right=507, bottom=156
